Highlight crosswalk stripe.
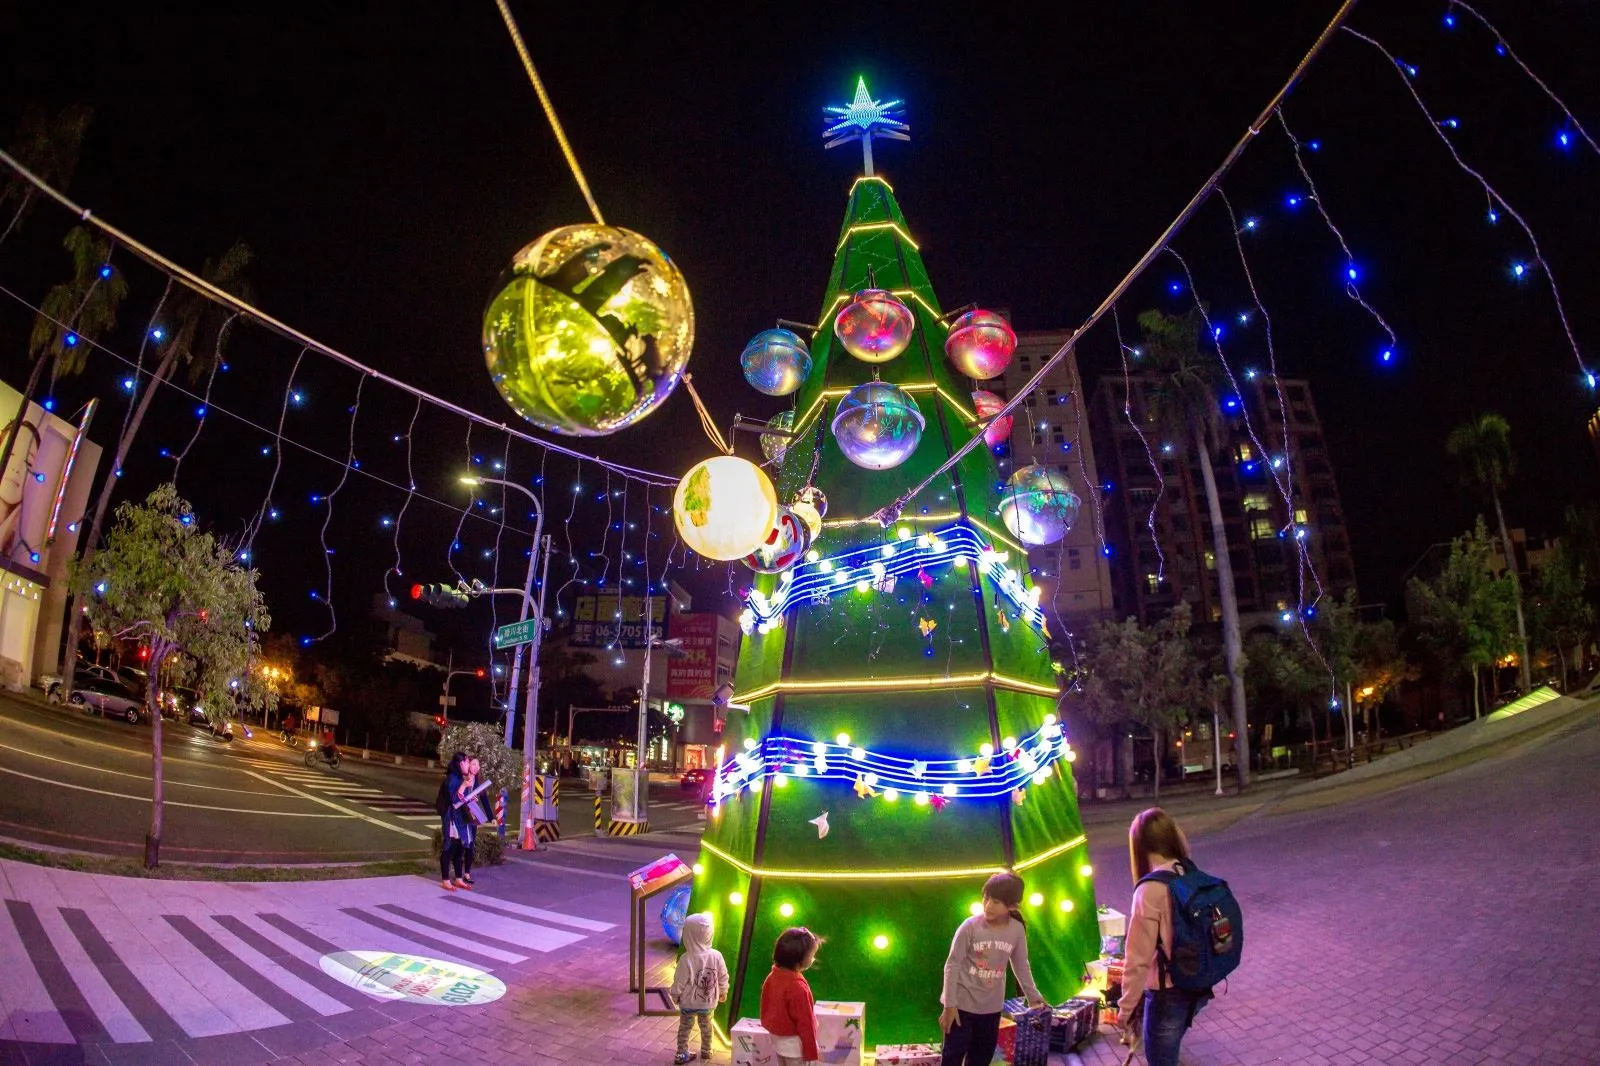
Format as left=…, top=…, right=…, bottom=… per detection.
left=207, top=914, right=365, bottom=1012
left=336, top=907, right=518, bottom=969
left=166, top=915, right=319, bottom=1023
left=443, top=893, right=615, bottom=933
left=0, top=899, right=79, bottom=1043
left=397, top=815, right=438, bottom=822
left=376, top=900, right=585, bottom=954
left=59, top=907, right=187, bottom=1041
left=122, top=908, right=289, bottom=1034
left=31, top=901, right=150, bottom=1043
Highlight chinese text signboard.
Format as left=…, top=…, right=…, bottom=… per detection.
left=570, top=595, right=669, bottom=648
left=666, top=612, right=719, bottom=700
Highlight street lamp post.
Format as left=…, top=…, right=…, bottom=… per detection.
left=460, top=476, right=548, bottom=851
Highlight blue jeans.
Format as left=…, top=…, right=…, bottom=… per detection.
left=1141, top=989, right=1206, bottom=1066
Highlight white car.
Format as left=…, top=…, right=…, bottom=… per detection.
left=69, top=668, right=147, bottom=724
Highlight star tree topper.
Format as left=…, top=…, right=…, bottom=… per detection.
left=823, top=77, right=910, bottom=176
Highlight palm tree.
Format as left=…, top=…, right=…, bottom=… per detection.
left=1445, top=413, right=1531, bottom=693
left=0, top=228, right=130, bottom=487
left=59, top=243, right=253, bottom=699
left=1136, top=307, right=1251, bottom=789
left=0, top=106, right=92, bottom=245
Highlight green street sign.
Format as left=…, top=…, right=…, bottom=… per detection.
left=494, top=618, right=540, bottom=650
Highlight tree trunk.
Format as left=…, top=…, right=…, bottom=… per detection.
left=1557, top=646, right=1568, bottom=691
left=1118, top=729, right=1134, bottom=800
left=1491, top=488, right=1532, bottom=693
left=1470, top=664, right=1481, bottom=720
left=1194, top=429, right=1250, bottom=789
left=145, top=647, right=169, bottom=869
left=59, top=344, right=181, bottom=700
left=1151, top=731, right=1161, bottom=798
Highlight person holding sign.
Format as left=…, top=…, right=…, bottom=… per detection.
left=437, top=753, right=489, bottom=891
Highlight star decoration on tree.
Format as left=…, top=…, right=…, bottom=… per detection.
left=822, top=77, right=910, bottom=176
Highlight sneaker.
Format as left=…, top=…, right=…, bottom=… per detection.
left=462, top=875, right=476, bottom=885
left=673, top=1053, right=693, bottom=1065
left=699, top=1051, right=711, bottom=1061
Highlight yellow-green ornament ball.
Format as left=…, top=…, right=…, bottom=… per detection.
left=483, top=224, right=695, bottom=437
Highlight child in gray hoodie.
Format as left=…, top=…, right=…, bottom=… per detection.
left=670, top=912, right=729, bottom=1063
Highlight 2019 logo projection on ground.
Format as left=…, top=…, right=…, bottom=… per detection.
left=319, top=951, right=506, bottom=1006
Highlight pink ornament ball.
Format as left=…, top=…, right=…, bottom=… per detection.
left=945, top=309, right=1016, bottom=380
left=971, top=390, right=1013, bottom=446
left=833, top=289, right=915, bottom=364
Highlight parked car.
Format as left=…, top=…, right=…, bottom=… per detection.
left=69, top=669, right=146, bottom=724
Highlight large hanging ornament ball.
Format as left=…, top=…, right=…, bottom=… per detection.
left=482, top=224, right=695, bottom=437
left=831, top=381, right=926, bottom=471
left=741, top=329, right=812, bottom=397
left=790, top=485, right=828, bottom=540
left=998, top=464, right=1081, bottom=547
left=833, top=289, right=915, bottom=364
left=971, top=390, right=1014, bottom=447
left=673, top=455, right=779, bottom=561
left=743, top=506, right=812, bottom=574
left=761, top=409, right=795, bottom=465
left=945, top=309, right=1016, bottom=380
left=660, top=885, right=692, bottom=945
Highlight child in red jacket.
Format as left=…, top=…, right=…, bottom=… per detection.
left=760, top=927, right=824, bottom=1066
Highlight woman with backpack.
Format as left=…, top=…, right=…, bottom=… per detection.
left=1118, top=807, right=1239, bottom=1066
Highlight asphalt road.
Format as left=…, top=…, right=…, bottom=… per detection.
left=0, top=693, right=706, bottom=863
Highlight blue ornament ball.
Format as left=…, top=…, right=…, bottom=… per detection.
left=741, top=329, right=812, bottom=397
left=831, top=381, right=925, bottom=470
left=660, top=884, right=693, bottom=945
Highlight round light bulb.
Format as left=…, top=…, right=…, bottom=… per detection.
left=1028, top=892, right=1044, bottom=907
left=742, top=737, right=757, bottom=750
left=1002, top=736, right=1017, bottom=751
left=942, top=783, right=957, bottom=797
left=979, top=743, right=994, bottom=758
left=835, top=733, right=851, bottom=747
left=1059, top=899, right=1074, bottom=913
left=692, top=863, right=704, bottom=876
left=779, top=903, right=795, bottom=918
left=872, top=934, right=889, bottom=950
left=729, top=891, right=743, bottom=905
left=1079, top=864, right=1094, bottom=877
left=773, top=773, right=788, bottom=788
left=970, top=902, right=985, bottom=917
left=913, top=792, right=929, bottom=806
left=851, top=746, right=867, bottom=761
left=883, top=788, right=898, bottom=802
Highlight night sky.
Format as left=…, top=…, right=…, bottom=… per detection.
left=3, top=1, right=1598, bottom=658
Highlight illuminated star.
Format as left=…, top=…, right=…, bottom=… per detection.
left=822, top=77, right=910, bottom=176
left=918, top=617, right=938, bottom=638
left=995, top=607, right=1011, bottom=634
left=809, top=811, right=830, bottom=839
left=1012, top=788, right=1027, bottom=806
left=910, top=760, right=928, bottom=779
left=928, top=794, right=949, bottom=811
left=973, top=755, right=993, bottom=776
left=854, top=773, right=878, bottom=799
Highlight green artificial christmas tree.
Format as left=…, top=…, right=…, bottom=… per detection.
left=689, top=79, right=1101, bottom=1049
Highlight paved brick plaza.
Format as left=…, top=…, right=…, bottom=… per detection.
left=1, top=709, right=1594, bottom=1065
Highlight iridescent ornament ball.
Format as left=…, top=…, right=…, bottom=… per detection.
left=741, top=329, right=811, bottom=397
left=945, top=309, right=1015, bottom=380
left=831, top=381, right=925, bottom=470
left=743, top=506, right=811, bottom=574
left=483, top=224, right=694, bottom=437
left=833, top=288, right=915, bottom=364
left=998, top=464, right=1081, bottom=547
left=790, top=485, right=827, bottom=540
left=971, top=390, right=1014, bottom=446
left=761, top=409, right=795, bottom=464
left=673, top=455, right=778, bottom=561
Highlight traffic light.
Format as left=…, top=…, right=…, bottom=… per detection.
left=410, top=583, right=471, bottom=609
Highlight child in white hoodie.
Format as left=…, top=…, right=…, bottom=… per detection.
left=670, top=912, right=729, bottom=1064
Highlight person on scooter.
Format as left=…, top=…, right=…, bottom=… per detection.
left=320, top=725, right=338, bottom=763
left=280, top=712, right=298, bottom=745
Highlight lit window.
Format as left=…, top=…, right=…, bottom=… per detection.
left=1204, top=550, right=1216, bottom=571
left=1243, top=493, right=1270, bottom=513
left=1145, top=573, right=1160, bottom=593
left=1294, top=507, right=1308, bottom=524
left=1250, top=518, right=1275, bottom=540
left=1237, top=442, right=1254, bottom=461
left=1211, top=604, right=1222, bottom=622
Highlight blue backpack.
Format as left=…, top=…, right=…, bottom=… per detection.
left=1136, top=859, right=1243, bottom=994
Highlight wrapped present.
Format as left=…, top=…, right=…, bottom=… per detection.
left=997, top=1016, right=1017, bottom=1063
left=1086, top=958, right=1113, bottom=992
left=1100, top=1003, right=1120, bottom=1028
left=1100, top=934, right=1126, bottom=958
left=873, top=1044, right=941, bottom=1066
left=813, top=1001, right=865, bottom=1066
left=1051, top=997, right=1099, bottom=1052
left=1010, top=1007, right=1052, bottom=1066
left=730, top=1018, right=773, bottom=1066
left=1097, top=906, right=1126, bottom=938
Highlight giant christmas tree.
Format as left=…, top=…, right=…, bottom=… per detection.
left=689, top=80, right=1100, bottom=1048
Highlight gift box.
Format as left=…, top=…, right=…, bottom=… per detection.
left=997, top=1016, right=1016, bottom=1063
left=814, top=1001, right=865, bottom=1066
left=1086, top=958, right=1113, bottom=992
left=873, top=1044, right=941, bottom=1066
left=730, top=1018, right=774, bottom=1066
left=1100, top=934, right=1126, bottom=958
left=1010, top=1007, right=1052, bottom=1066
left=1099, top=1004, right=1120, bottom=1028
left=1051, top=997, right=1099, bottom=1052
left=1097, top=906, right=1126, bottom=938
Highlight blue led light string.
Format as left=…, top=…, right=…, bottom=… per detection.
left=168, top=312, right=237, bottom=490
left=1275, top=110, right=1400, bottom=360
left=550, top=461, right=585, bottom=623
left=1340, top=26, right=1591, bottom=382
left=485, top=432, right=515, bottom=699
left=1110, top=305, right=1168, bottom=584
left=444, top=422, right=476, bottom=585
left=382, top=393, right=424, bottom=610
left=244, top=347, right=306, bottom=550
left=115, top=279, right=173, bottom=447
left=1064, top=386, right=1109, bottom=560
left=309, top=371, right=367, bottom=642
left=1447, top=1, right=1598, bottom=156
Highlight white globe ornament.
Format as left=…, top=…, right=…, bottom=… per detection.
left=998, top=465, right=1081, bottom=547
left=673, top=455, right=779, bottom=561
left=790, top=485, right=828, bottom=540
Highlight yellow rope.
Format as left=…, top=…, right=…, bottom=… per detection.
left=494, top=0, right=606, bottom=226
left=681, top=374, right=733, bottom=454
